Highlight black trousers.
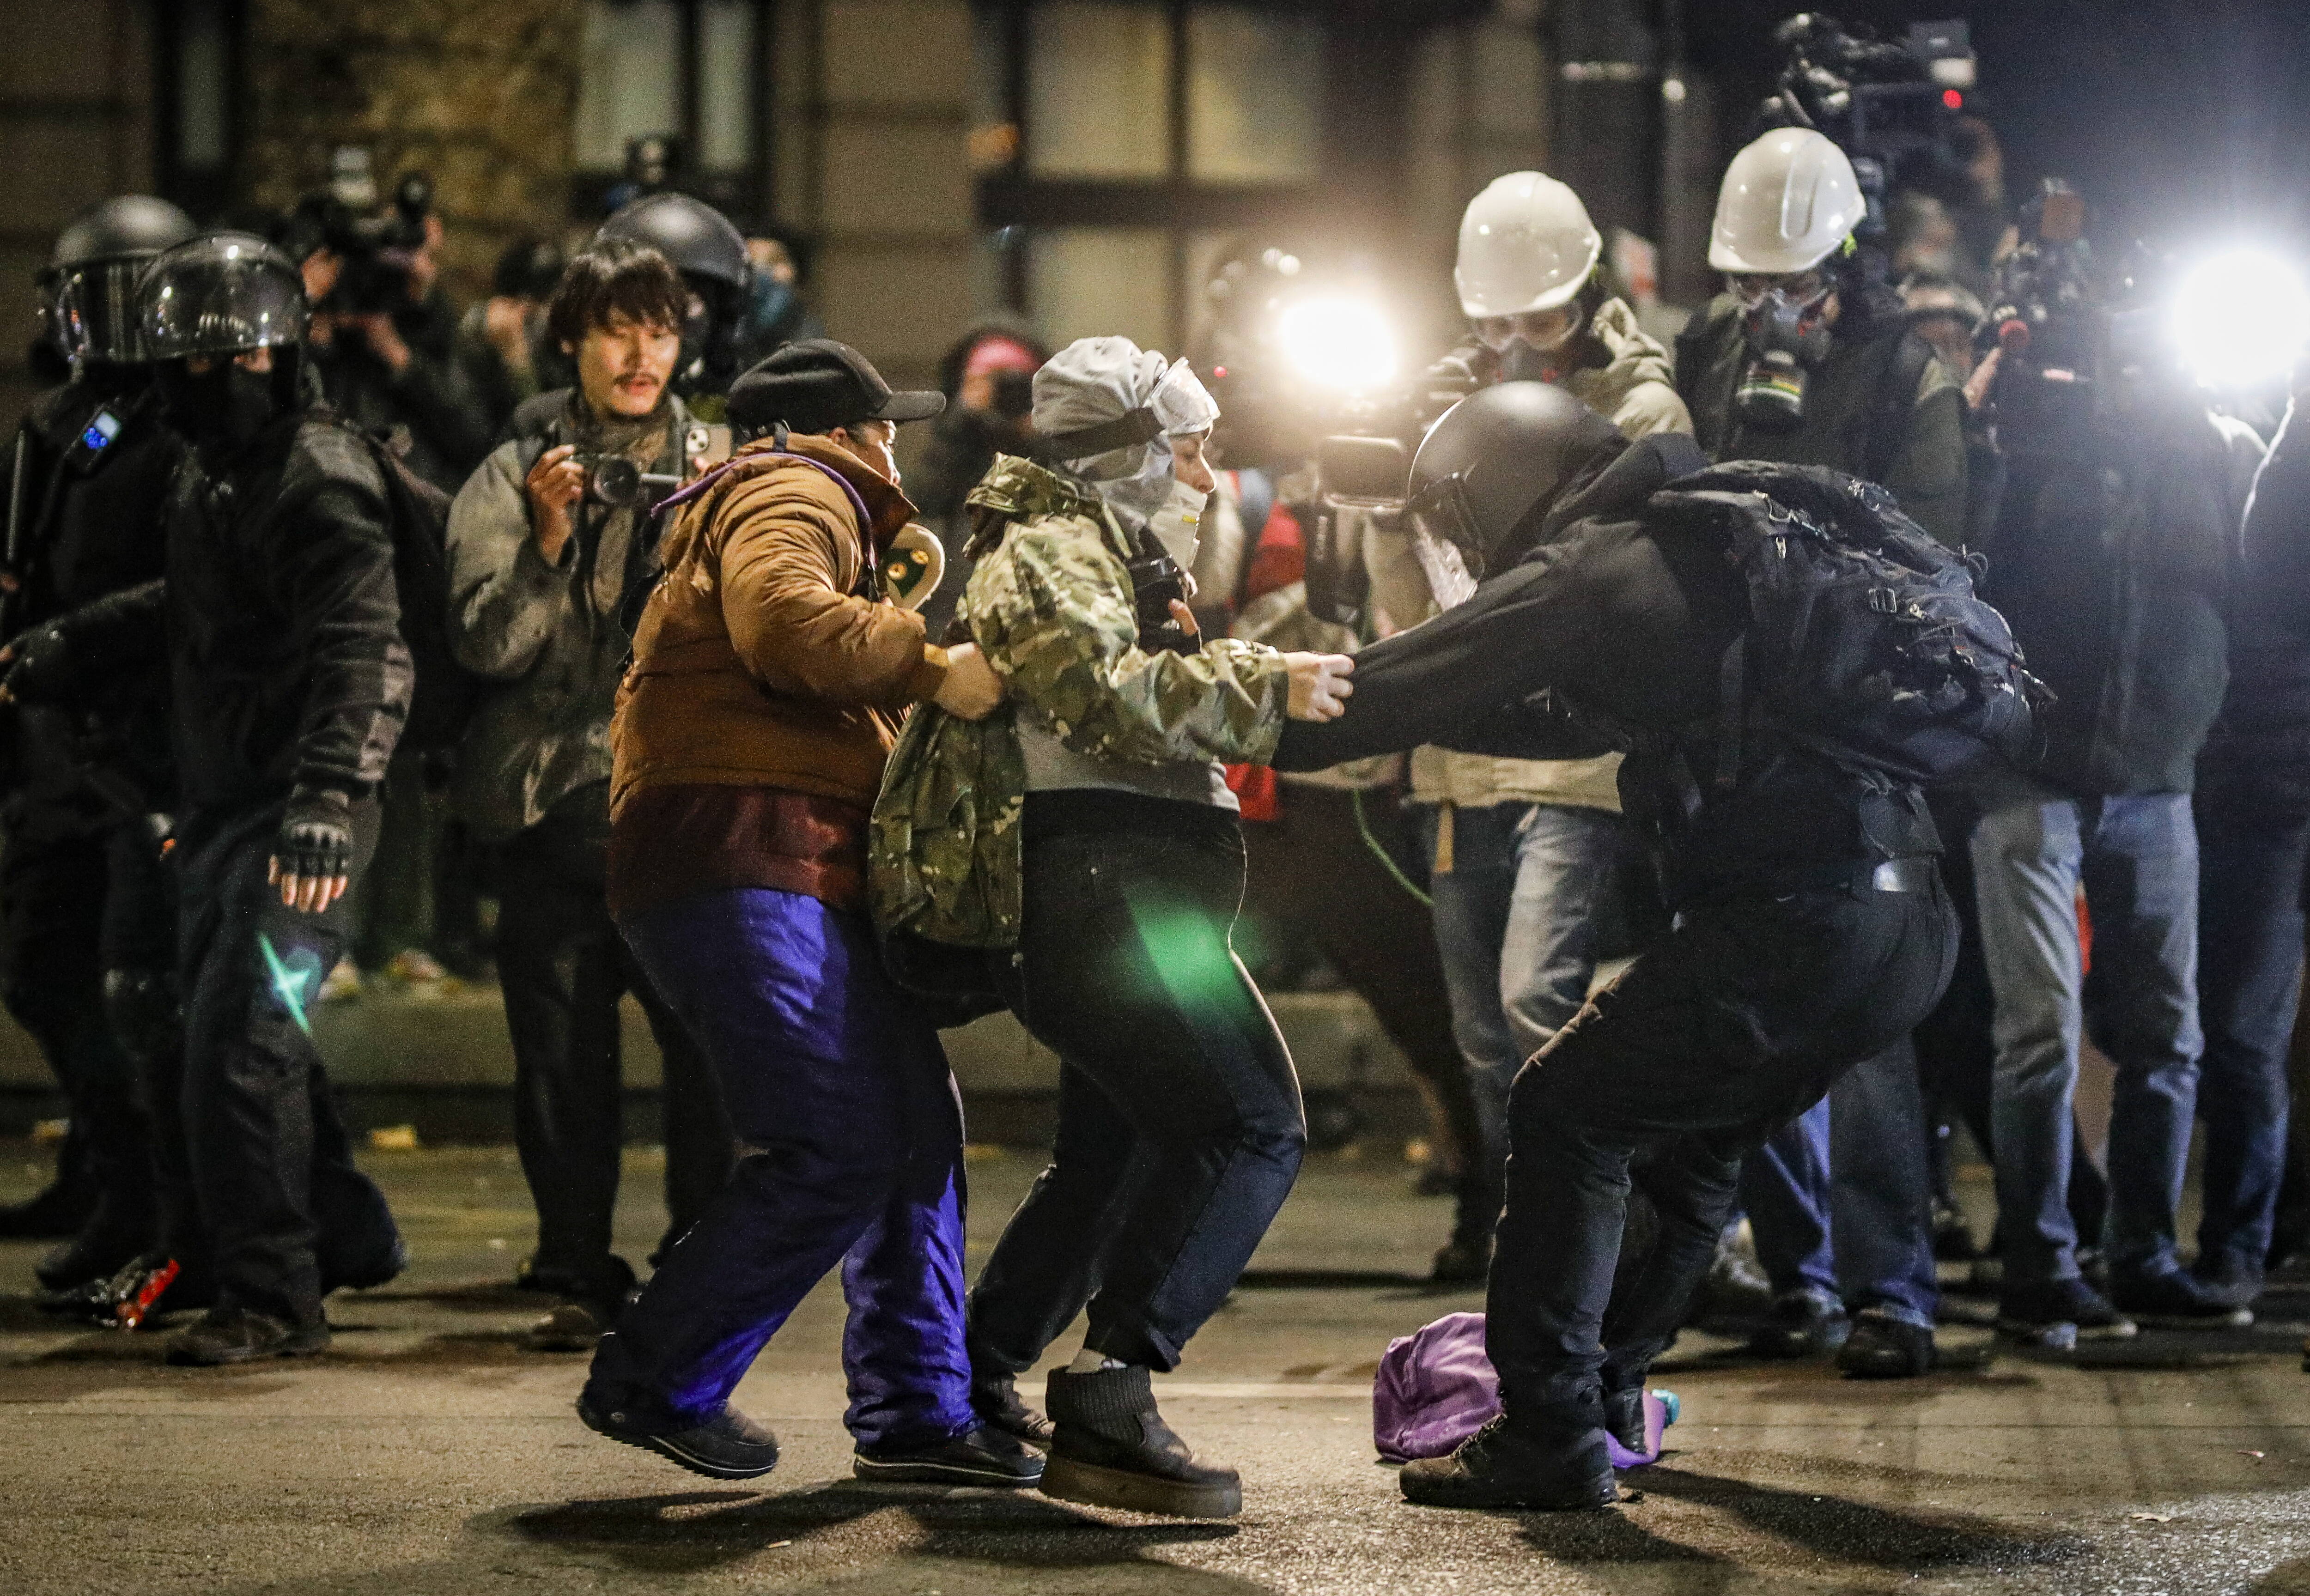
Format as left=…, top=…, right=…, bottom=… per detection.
left=1487, top=868, right=1958, bottom=1423
left=172, top=797, right=401, bottom=1327
left=495, top=786, right=734, bottom=1297
left=969, top=794, right=1307, bottom=1374
left=0, top=820, right=154, bottom=1237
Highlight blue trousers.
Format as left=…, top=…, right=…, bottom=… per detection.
left=1740, top=1040, right=1940, bottom=1327
left=2194, top=750, right=2310, bottom=1279
left=1971, top=783, right=2202, bottom=1286
left=586, top=888, right=973, bottom=1448
left=1420, top=801, right=1632, bottom=1189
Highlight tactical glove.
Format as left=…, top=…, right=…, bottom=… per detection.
left=274, top=786, right=355, bottom=886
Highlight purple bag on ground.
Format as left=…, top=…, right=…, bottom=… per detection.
left=1371, top=1311, right=1675, bottom=1469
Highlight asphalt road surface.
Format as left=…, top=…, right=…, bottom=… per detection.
left=6, top=1139, right=2310, bottom=1595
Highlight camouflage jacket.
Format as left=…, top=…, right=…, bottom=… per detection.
left=870, top=455, right=1290, bottom=949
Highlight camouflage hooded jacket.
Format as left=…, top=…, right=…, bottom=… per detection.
left=869, top=454, right=1290, bottom=948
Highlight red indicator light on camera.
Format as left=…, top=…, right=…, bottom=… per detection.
left=1943, top=89, right=1964, bottom=109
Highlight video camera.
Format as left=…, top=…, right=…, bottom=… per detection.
left=1756, top=14, right=1978, bottom=242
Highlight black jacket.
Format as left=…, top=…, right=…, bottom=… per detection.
left=2207, top=397, right=2310, bottom=770
left=1274, top=433, right=1939, bottom=898
left=310, top=289, right=495, bottom=495
left=67, top=412, right=413, bottom=818
left=1975, top=396, right=2240, bottom=796
left=3, top=372, right=179, bottom=832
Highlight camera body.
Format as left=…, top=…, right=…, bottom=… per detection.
left=1127, top=545, right=1199, bottom=656
left=1756, top=15, right=1976, bottom=243
left=323, top=160, right=435, bottom=318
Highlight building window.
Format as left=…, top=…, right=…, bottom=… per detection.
left=571, top=0, right=771, bottom=220
left=977, top=0, right=1329, bottom=353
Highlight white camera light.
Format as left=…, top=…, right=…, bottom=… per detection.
left=2171, top=248, right=2310, bottom=391
left=1277, top=295, right=1398, bottom=395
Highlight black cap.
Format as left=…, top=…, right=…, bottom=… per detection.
left=728, top=339, right=946, bottom=435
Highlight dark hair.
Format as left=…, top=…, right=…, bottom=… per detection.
left=545, top=238, right=688, bottom=352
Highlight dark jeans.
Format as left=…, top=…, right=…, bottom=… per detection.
left=2193, top=751, right=2310, bottom=1278
left=1739, top=1040, right=1940, bottom=1327
left=495, top=786, right=733, bottom=1293
left=1240, top=783, right=1482, bottom=1237
left=173, top=798, right=401, bottom=1327
left=590, top=888, right=973, bottom=1446
left=0, top=821, right=154, bottom=1237
left=970, top=794, right=1306, bottom=1375
left=1487, top=870, right=1957, bottom=1423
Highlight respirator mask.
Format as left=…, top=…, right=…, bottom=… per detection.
left=155, top=357, right=284, bottom=454
left=1731, top=273, right=1836, bottom=430
left=1474, top=305, right=1586, bottom=384
left=1146, top=475, right=1208, bottom=568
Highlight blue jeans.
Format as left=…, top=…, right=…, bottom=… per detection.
left=1740, top=1041, right=1940, bottom=1327
left=1971, top=783, right=2203, bottom=1287
left=1421, top=801, right=1631, bottom=1185
left=2194, top=751, right=2310, bottom=1279
left=586, top=888, right=973, bottom=1448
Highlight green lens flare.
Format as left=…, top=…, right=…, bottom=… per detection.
left=258, top=932, right=316, bottom=1040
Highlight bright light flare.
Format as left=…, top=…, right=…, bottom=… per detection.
left=1277, top=295, right=1398, bottom=394
left=2170, top=248, right=2310, bottom=391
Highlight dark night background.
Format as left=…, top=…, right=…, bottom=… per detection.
left=1686, top=0, right=2310, bottom=249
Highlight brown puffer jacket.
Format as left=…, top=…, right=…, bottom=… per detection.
left=610, top=434, right=950, bottom=817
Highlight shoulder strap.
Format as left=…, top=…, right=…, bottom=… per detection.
left=1863, top=331, right=1935, bottom=488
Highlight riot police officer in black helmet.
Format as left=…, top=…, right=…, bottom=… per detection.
left=3, top=231, right=412, bottom=1364
left=596, top=192, right=753, bottom=416
left=0, top=196, right=194, bottom=1297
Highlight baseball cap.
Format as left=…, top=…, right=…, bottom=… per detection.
left=728, top=338, right=946, bottom=435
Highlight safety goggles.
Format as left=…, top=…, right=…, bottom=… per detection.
left=1472, top=305, right=1583, bottom=354
left=1726, top=268, right=1831, bottom=310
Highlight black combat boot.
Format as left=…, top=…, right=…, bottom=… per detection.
left=1041, top=1365, right=1241, bottom=1518
left=972, top=1362, right=1056, bottom=1448
left=1399, top=1413, right=1619, bottom=1510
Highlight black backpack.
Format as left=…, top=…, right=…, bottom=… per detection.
left=1648, top=460, right=2050, bottom=786
left=353, top=432, right=483, bottom=755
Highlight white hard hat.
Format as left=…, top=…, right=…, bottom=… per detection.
left=1454, top=171, right=1603, bottom=320
left=1708, top=129, right=1865, bottom=275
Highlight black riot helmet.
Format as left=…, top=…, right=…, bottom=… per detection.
left=47, top=194, right=198, bottom=367
left=1405, top=380, right=1623, bottom=583
left=137, top=233, right=310, bottom=362
left=596, top=193, right=750, bottom=294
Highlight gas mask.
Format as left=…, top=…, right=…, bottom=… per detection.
left=155, top=358, right=282, bottom=455
left=1733, top=286, right=1836, bottom=430
left=1475, top=306, right=1585, bottom=384
left=1146, top=475, right=1208, bottom=568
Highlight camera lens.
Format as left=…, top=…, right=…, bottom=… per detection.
left=589, top=456, right=642, bottom=509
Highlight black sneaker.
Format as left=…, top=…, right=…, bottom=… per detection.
left=1398, top=1414, right=1619, bottom=1511
left=1747, top=1289, right=1851, bottom=1359
left=1688, top=1242, right=1774, bottom=1329
left=165, top=1306, right=330, bottom=1366
left=854, top=1425, right=1045, bottom=1487
left=1042, top=1365, right=1241, bottom=1518
left=577, top=1393, right=780, bottom=1481
left=2112, top=1268, right=2255, bottom=1330
left=524, top=1299, right=615, bottom=1353
left=1430, top=1235, right=1491, bottom=1286
left=321, top=1234, right=409, bottom=1295
left=972, top=1366, right=1055, bottom=1449
left=1996, top=1277, right=2138, bottom=1349
left=2190, top=1255, right=2264, bottom=1311
left=1835, top=1309, right=1936, bottom=1379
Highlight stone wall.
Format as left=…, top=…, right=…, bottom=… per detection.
left=238, top=0, right=586, bottom=302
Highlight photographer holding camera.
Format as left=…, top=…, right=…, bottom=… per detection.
left=444, top=238, right=734, bottom=1351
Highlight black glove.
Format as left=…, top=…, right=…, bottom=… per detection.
left=274, top=786, right=355, bottom=885
left=0, top=621, right=75, bottom=705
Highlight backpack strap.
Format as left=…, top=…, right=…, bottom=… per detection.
left=1862, top=331, right=1935, bottom=489
left=653, top=426, right=882, bottom=599
left=1711, top=632, right=1748, bottom=792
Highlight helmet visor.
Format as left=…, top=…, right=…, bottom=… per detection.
left=55, top=260, right=151, bottom=365
left=141, top=240, right=310, bottom=362
left=1405, top=470, right=1484, bottom=605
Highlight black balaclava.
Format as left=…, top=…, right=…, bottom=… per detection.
left=155, top=355, right=288, bottom=455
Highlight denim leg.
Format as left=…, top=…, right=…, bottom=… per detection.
left=1972, top=790, right=2087, bottom=1287
left=1830, top=1039, right=1939, bottom=1327
left=840, top=1038, right=975, bottom=1450
left=2085, top=795, right=2204, bottom=1281
left=1740, top=1101, right=1838, bottom=1299
left=589, top=890, right=949, bottom=1431
left=2193, top=768, right=2310, bottom=1274
left=1499, top=805, right=1630, bottom=1062
left=1419, top=803, right=1523, bottom=1176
